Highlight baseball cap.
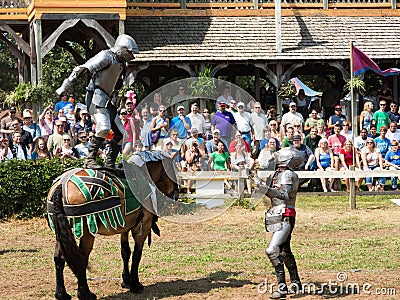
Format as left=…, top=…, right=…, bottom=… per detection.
left=237, top=102, right=245, bottom=108
left=219, top=102, right=227, bottom=107
left=55, top=120, right=63, bottom=126
left=80, top=109, right=88, bottom=115
left=9, top=107, right=16, bottom=113
left=58, top=117, right=67, bottom=122
left=289, top=102, right=297, bottom=107
left=177, top=105, right=185, bottom=111
left=126, top=99, right=133, bottom=104
left=191, top=128, right=199, bottom=134
left=120, top=108, right=127, bottom=114
left=212, top=128, right=220, bottom=134
left=293, top=134, right=302, bottom=141
left=335, top=105, right=342, bottom=109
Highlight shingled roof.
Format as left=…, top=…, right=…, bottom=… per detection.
left=126, top=16, right=400, bottom=62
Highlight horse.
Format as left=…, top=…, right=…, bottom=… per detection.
left=46, top=153, right=179, bottom=300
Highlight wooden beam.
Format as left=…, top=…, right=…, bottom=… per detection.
left=0, top=33, right=24, bottom=61
left=0, top=22, right=31, bottom=56
left=81, top=19, right=115, bottom=48
left=40, top=19, right=79, bottom=59
left=176, top=63, right=196, bottom=77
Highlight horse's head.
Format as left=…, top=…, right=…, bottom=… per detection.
left=146, top=157, right=180, bottom=202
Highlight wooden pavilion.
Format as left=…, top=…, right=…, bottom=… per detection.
left=1, top=0, right=400, bottom=103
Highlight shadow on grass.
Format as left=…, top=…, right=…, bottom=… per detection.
left=0, top=249, right=38, bottom=256
left=98, top=271, right=254, bottom=299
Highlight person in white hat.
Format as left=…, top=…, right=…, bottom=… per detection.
left=280, top=102, right=304, bottom=140
left=233, top=101, right=254, bottom=146
left=22, top=109, right=41, bottom=151
left=170, top=105, right=191, bottom=143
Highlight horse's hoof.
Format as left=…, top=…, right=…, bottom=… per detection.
left=55, top=292, right=72, bottom=300
left=121, top=282, right=130, bottom=289
left=78, top=290, right=97, bottom=300
left=130, top=282, right=144, bottom=293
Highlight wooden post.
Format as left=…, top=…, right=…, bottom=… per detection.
left=323, top=0, right=328, bottom=10
left=237, top=169, right=245, bottom=201
left=392, top=0, right=396, bottom=10
left=349, top=165, right=356, bottom=209
left=275, top=0, right=281, bottom=54
left=276, top=62, right=283, bottom=116
left=180, top=0, right=186, bottom=9
left=253, top=0, right=258, bottom=10
left=119, top=20, right=124, bottom=35
left=30, top=23, right=37, bottom=85
left=33, top=20, right=42, bottom=85
left=255, top=68, right=261, bottom=101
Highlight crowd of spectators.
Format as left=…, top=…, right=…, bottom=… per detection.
left=2, top=83, right=400, bottom=194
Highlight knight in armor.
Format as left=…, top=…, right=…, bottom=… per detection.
left=56, top=34, right=139, bottom=169
left=262, top=148, right=303, bottom=299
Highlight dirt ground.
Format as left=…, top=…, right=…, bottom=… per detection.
left=1, top=202, right=399, bottom=300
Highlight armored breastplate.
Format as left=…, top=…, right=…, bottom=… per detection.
left=93, top=63, right=123, bottom=97
left=271, top=170, right=299, bottom=209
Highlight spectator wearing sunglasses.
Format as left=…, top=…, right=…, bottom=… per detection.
left=38, top=105, right=54, bottom=142
left=55, top=134, right=79, bottom=160
left=74, top=131, right=91, bottom=158
left=373, top=100, right=391, bottom=132
left=384, top=140, right=400, bottom=190
left=48, top=120, right=73, bottom=157
left=1, top=107, right=21, bottom=137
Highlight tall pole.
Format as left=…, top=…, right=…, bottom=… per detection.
left=275, top=0, right=282, bottom=54
left=349, top=41, right=357, bottom=210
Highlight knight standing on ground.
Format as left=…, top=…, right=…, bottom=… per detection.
left=262, top=148, right=303, bottom=299
left=56, top=34, right=139, bottom=169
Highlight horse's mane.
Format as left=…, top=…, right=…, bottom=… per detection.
left=127, top=151, right=170, bottom=167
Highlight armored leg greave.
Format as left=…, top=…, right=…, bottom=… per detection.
left=86, top=136, right=105, bottom=169
left=269, top=263, right=288, bottom=299
left=106, top=139, right=121, bottom=168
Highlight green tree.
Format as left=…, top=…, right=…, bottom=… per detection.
left=0, top=39, right=18, bottom=105
left=42, top=45, right=86, bottom=103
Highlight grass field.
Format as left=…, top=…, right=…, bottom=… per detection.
left=0, top=194, right=399, bottom=299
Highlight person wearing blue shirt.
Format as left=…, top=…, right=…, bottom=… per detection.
left=54, top=94, right=74, bottom=115
left=169, top=105, right=191, bottom=142
left=385, top=140, right=400, bottom=190
left=374, top=126, right=391, bottom=158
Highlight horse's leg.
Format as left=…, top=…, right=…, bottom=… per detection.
left=129, top=230, right=145, bottom=293
left=120, top=232, right=131, bottom=288
left=76, top=232, right=97, bottom=300
left=54, top=241, right=72, bottom=300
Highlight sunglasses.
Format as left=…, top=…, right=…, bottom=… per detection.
left=391, top=144, right=398, bottom=146
left=121, top=112, right=127, bottom=115
left=159, top=109, right=166, bottom=112
left=380, top=104, right=386, bottom=106
left=63, top=139, right=71, bottom=141
left=366, top=141, right=374, bottom=144
left=56, top=124, right=63, bottom=127
left=46, top=111, right=52, bottom=114
left=343, top=124, right=349, bottom=126
left=270, top=123, right=277, bottom=126
left=254, top=107, right=261, bottom=109
left=203, top=111, right=209, bottom=113
left=80, top=136, right=87, bottom=139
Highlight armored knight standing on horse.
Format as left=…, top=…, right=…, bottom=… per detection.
left=56, top=34, right=139, bottom=169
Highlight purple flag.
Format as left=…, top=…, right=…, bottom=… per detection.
left=353, top=45, right=400, bottom=76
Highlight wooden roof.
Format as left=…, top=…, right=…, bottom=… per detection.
left=126, top=16, right=400, bottom=62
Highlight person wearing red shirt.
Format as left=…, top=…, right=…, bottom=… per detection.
left=328, top=123, right=346, bottom=170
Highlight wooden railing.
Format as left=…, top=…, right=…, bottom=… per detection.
left=126, top=0, right=397, bottom=10
left=179, top=169, right=400, bottom=209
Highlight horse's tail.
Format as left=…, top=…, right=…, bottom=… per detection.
left=51, top=185, right=87, bottom=278
left=148, top=215, right=160, bottom=247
